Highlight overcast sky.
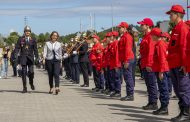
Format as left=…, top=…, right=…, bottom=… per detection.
left=0, top=0, right=187, bottom=36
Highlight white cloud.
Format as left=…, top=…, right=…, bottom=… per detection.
left=0, top=0, right=187, bottom=19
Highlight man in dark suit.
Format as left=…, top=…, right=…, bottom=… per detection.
left=78, top=34, right=90, bottom=87
left=70, top=37, right=80, bottom=84
left=15, top=26, right=39, bottom=93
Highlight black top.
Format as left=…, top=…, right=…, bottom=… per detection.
left=15, top=36, right=39, bottom=65
left=78, top=41, right=89, bottom=63
left=3, top=49, right=10, bottom=59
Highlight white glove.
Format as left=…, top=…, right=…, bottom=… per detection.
left=17, top=65, right=22, bottom=70
left=64, top=53, right=68, bottom=57
left=73, top=51, right=77, bottom=54
left=63, top=55, right=67, bottom=59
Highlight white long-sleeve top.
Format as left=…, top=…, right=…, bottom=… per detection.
left=43, top=41, right=62, bottom=61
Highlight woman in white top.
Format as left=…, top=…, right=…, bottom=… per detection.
left=43, top=31, right=62, bottom=95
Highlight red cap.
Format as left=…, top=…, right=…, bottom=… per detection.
left=150, top=28, right=162, bottom=37
left=101, top=38, right=107, bottom=43
left=161, top=32, right=170, bottom=39
left=91, top=34, right=100, bottom=40
left=117, top=22, right=129, bottom=28
left=166, top=5, right=185, bottom=14
left=185, top=20, right=190, bottom=26
left=188, top=6, right=190, bottom=8
left=137, top=18, right=154, bottom=27
left=105, top=32, right=113, bottom=37
left=112, top=31, right=119, bottom=37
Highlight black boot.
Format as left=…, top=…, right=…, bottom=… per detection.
left=153, top=106, right=168, bottom=115
left=142, top=103, right=158, bottom=110
left=120, top=95, right=134, bottom=101
left=29, top=79, right=35, bottom=90
left=22, top=87, right=27, bottom=93
left=171, top=107, right=190, bottom=122
left=30, top=84, right=35, bottom=90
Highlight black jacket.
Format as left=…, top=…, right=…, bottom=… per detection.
left=78, top=42, right=89, bottom=63
left=10, top=49, right=17, bottom=64
left=15, top=36, right=39, bottom=65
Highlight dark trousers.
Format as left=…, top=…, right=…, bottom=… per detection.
left=170, top=68, right=190, bottom=107
left=87, top=62, right=92, bottom=76
left=64, top=59, right=70, bottom=78
left=122, top=62, right=135, bottom=96
left=80, top=62, right=89, bottom=85
left=132, top=60, right=136, bottom=85
left=98, top=71, right=105, bottom=89
left=71, top=63, right=80, bottom=83
left=46, top=60, right=61, bottom=88
left=138, top=59, right=144, bottom=79
left=22, top=59, right=34, bottom=88
left=166, top=72, right=173, bottom=94
left=103, top=68, right=110, bottom=90
left=143, top=68, right=158, bottom=104
left=12, top=62, right=17, bottom=76
left=59, top=62, right=63, bottom=76
left=92, top=66, right=99, bottom=88
left=110, top=68, right=121, bottom=93
left=155, top=72, right=169, bottom=107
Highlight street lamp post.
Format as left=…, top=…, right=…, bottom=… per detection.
left=187, top=0, right=189, bottom=20
left=111, top=4, right=114, bottom=31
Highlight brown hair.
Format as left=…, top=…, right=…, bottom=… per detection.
left=50, top=31, right=59, bottom=40
left=172, top=11, right=184, bottom=18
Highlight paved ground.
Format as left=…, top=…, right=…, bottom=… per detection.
left=0, top=67, right=179, bottom=122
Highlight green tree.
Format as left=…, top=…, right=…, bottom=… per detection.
left=5, top=32, right=20, bottom=46
left=38, top=33, right=46, bottom=44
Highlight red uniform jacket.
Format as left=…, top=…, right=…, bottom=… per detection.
left=108, top=40, right=121, bottom=70
left=152, top=40, right=169, bottom=72
left=89, top=42, right=104, bottom=70
left=102, top=46, right=109, bottom=69
left=95, top=52, right=103, bottom=71
left=118, top=32, right=134, bottom=63
left=168, top=20, right=189, bottom=69
left=140, top=32, right=155, bottom=69
left=186, top=30, right=190, bottom=72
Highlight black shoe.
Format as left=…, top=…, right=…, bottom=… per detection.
left=142, top=103, right=158, bottom=110
left=114, top=93, right=121, bottom=98
left=96, top=89, right=104, bottom=93
left=65, top=77, right=71, bottom=80
left=72, top=81, right=77, bottom=84
left=101, top=89, right=106, bottom=93
left=171, top=111, right=189, bottom=122
left=153, top=107, right=168, bottom=115
left=92, top=88, right=98, bottom=91
left=120, top=95, right=134, bottom=101
left=81, top=84, right=89, bottom=87
left=95, top=88, right=101, bottom=92
left=22, top=87, right=27, bottom=93
left=108, top=91, right=115, bottom=96
left=110, top=92, right=121, bottom=98
left=30, top=84, right=35, bottom=90
left=49, top=88, right=53, bottom=94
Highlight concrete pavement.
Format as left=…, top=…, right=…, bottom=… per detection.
left=0, top=68, right=179, bottom=122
